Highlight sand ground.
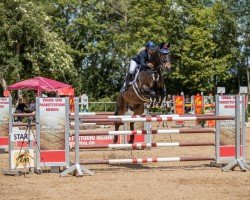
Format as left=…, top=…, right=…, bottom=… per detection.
left=0, top=122, right=249, bottom=200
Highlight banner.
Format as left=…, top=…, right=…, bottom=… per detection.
left=218, top=95, right=243, bottom=116
left=194, top=95, right=203, bottom=114
left=0, top=98, right=10, bottom=149
left=40, top=98, right=66, bottom=150
left=173, top=95, right=185, bottom=126
left=218, top=95, right=244, bottom=160
left=69, top=135, right=114, bottom=148
left=11, top=149, right=34, bottom=169
left=39, top=98, right=68, bottom=166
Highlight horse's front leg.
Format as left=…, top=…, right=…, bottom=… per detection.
left=154, top=91, right=160, bottom=108
left=156, top=88, right=166, bottom=107
left=150, top=90, right=156, bottom=108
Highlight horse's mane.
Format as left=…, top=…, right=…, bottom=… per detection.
left=148, top=46, right=161, bottom=63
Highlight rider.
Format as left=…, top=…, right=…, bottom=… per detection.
left=124, top=41, right=156, bottom=90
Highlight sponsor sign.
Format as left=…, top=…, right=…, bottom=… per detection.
left=194, top=95, right=203, bottom=114
left=69, top=135, right=114, bottom=148
left=173, top=95, right=185, bottom=126
left=11, top=127, right=33, bottom=141
left=218, top=95, right=244, bottom=160
left=218, top=95, right=243, bottom=116
left=11, top=149, right=34, bottom=169
left=39, top=98, right=66, bottom=164
left=0, top=98, right=10, bottom=148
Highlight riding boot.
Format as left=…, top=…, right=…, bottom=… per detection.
left=125, top=73, right=133, bottom=90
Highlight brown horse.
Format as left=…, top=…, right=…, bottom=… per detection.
left=114, top=47, right=171, bottom=143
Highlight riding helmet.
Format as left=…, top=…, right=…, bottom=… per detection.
left=145, top=41, right=156, bottom=49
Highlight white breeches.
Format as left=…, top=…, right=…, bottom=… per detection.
left=129, top=59, right=137, bottom=74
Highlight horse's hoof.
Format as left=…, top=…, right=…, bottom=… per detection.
left=113, top=136, right=118, bottom=144
left=128, top=140, right=134, bottom=144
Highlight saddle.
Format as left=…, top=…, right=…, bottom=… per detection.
left=120, top=67, right=141, bottom=93
left=120, top=66, right=156, bottom=93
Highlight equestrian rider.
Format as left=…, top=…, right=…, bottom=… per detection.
left=124, top=41, right=156, bottom=90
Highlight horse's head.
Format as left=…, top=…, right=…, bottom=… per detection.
left=149, top=47, right=171, bottom=71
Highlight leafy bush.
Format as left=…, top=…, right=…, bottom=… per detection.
left=88, top=97, right=116, bottom=112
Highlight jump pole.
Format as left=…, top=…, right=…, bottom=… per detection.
left=80, top=156, right=215, bottom=165
left=241, top=94, right=247, bottom=161
left=70, top=128, right=216, bottom=136
left=74, top=114, right=216, bottom=120
left=80, top=115, right=234, bottom=123
left=215, top=94, right=220, bottom=164
left=60, top=97, right=94, bottom=177
left=73, top=141, right=215, bottom=150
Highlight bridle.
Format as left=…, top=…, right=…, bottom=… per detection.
left=158, top=49, right=170, bottom=65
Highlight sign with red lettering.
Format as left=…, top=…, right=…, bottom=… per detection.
left=39, top=98, right=66, bottom=163
left=69, top=135, right=115, bottom=148
left=0, top=98, right=10, bottom=149
left=218, top=95, right=242, bottom=116
left=218, top=95, right=244, bottom=160
left=69, top=134, right=145, bottom=148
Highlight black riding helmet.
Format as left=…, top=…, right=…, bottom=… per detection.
left=145, top=41, right=156, bottom=50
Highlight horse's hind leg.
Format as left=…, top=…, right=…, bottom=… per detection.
left=113, top=93, right=128, bottom=143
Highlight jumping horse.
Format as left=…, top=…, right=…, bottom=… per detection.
left=114, top=47, right=171, bottom=144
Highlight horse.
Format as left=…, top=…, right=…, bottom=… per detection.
left=113, top=47, right=171, bottom=144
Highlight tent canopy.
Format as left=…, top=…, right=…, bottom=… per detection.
left=7, top=76, right=72, bottom=96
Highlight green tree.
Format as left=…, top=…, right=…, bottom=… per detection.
left=165, top=1, right=240, bottom=95
left=0, top=0, right=78, bottom=93
left=1, top=0, right=246, bottom=99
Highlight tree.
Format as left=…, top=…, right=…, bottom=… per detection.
left=165, top=0, right=240, bottom=95
left=0, top=0, right=78, bottom=94
left=1, top=0, right=246, bottom=99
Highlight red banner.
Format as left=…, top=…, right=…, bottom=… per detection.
left=57, top=88, right=75, bottom=96
left=173, top=95, right=184, bottom=126
left=194, top=95, right=203, bottom=114
left=173, top=96, right=184, bottom=115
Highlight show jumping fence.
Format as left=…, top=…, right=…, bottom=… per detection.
left=1, top=95, right=249, bottom=177
left=60, top=95, right=249, bottom=177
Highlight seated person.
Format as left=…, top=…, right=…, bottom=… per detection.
left=15, top=98, right=29, bottom=122
left=29, top=99, right=36, bottom=112
left=16, top=98, right=28, bottom=113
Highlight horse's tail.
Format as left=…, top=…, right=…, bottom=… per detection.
left=114, top=93, right=121, bottom=116
left=114, top=92, right=127, bottom=116
left=114, top=108, right=118, bottom=116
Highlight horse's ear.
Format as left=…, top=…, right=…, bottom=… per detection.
left=159, top=42, right=164, bottom=48
left=160, top=42, right=170, bottom=49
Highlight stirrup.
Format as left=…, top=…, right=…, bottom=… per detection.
left=125, top=82, right=130, bottom=91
